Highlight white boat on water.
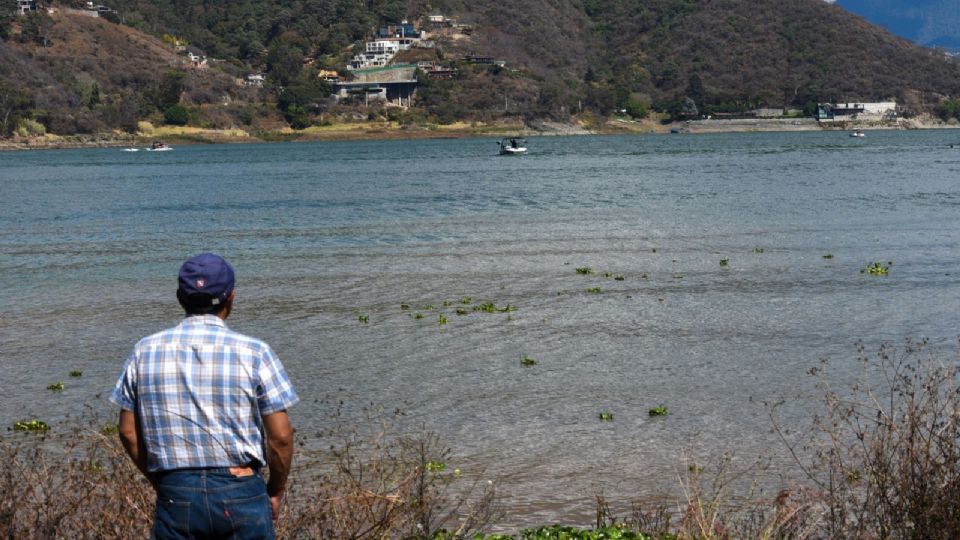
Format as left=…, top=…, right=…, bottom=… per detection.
left=850, top=130, right=865, bottom=138
left=499, top=138, right=527, bottom=155
left=146, top=141, right=172, bottom=151
left=122, top=148, right=139, bottom=152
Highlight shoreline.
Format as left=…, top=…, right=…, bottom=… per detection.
left=1, top=116, right=957, bottom=151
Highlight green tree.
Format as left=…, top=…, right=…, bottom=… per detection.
left=163, top=104, right=190, bottom=125
left=0, top=82, right=32, bottom=137
left=265, top=43, right=303, bottom=87
left=624, top=97, right=647, bottom=119
left=153, top=71, right=186, bottom=111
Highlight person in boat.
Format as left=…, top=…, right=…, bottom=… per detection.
left=511, top=138, right=518, bottom=148
left=110, top=253, right=299, bottom=539
left=152, top=141, right=165, bottom=149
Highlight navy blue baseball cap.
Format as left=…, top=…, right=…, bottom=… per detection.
left=177, top=253, right=235, bottom=308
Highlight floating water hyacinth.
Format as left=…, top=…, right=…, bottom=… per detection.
left=47, top=382, right=64, bottom=391
left=400, top=303, right=410, bottom=310
left=521, top=355, right=538, bottom=367
left=69, top=370, right=82, bottom=377
left=425, top=461, right=446, bottom=472
left=455, top=308, right=469, bottom=316
left=438, top=314, right=448, bottom=325
left=414, top=313, right=424, bottom=320
left=720, top=258, right=729, bottom=267
left=754, top=247, right=765, bottom=254
left=575, top=267, right=595, bottom=275
left=599, top=411, right=614, bottom=422
left=358, top=315, right=369, bottom=324
left=823, top=253, right=834, bottom=259
left=586, top=287, right=602, bottom=294
left=862, top=262, right=890, bottom=276
left=475, top=302, right=497, bottom=313
left=461, top=296, right=472, bottom=304
left=13, top=419, right=49, bottom=432
left=648, top=405, right=668, bottom=417
left=614, top=275, right=625, bottom=281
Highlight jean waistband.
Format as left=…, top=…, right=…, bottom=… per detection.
left=156, top=465, right=260, bottom=477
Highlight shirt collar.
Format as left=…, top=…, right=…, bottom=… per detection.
left=180, top=314, right=227, bottom=329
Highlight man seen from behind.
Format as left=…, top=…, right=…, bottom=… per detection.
left=110, top=252, right=298, bottom=540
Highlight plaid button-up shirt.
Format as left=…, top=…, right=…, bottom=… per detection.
left=110, top=315, right=299, bottom=472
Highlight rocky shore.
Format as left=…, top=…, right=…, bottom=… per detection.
left=1, top=115, right=957, bottom=151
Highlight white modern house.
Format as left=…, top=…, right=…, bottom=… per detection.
left=17, top=0, right=38, bottom=15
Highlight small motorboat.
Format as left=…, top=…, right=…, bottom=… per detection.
left=122, top=148, right=139, bottom=152
left=850, top=130, right=865, bottom=138
left=147, top=141, right=172, bottom=151
left=498, top=137, right=527, bottom=155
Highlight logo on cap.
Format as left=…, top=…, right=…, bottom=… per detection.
left=196, top=278, right=205, bottom=288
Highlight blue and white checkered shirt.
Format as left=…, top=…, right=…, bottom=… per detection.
left=110, top=315, right=299, bottom=472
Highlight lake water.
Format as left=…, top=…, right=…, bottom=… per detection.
left=2, top=131, right=960, bottom=527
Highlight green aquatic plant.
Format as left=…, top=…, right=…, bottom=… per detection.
left=455, top=308, right=469, bottom=316
left=438, top=314, right=448, bottom=325
left=400, top=303, right=410, bottom=310
left=13, top=419, right=50, bottom=432
left=358, top=315, right=369, bottom=324
left=599, top=411, right=614, bottom=422
left=823, top=254, right=834, bottom=259
left=863, top=262, right=890, bottom=276
left=641, top=273, right=649, bottom=279
left=69, top=370, right=82, bottom=377
left=47, top=382, right=64, bottom=392
left=614, top=275, right=625, bottom=281
left=425, top=461, right=446, bottom=473
left=461, top=296, right=472, bottom=305
left=586, top=287, right=602, bottom=294
left=575, top=267, right=595, bottom=275
left=521, top=355, right=538, bottom=367
left=475, top=302, right=497, bottom=313
left=648, top=405, right=668, bottom=417
left=424, top=304, right=434, bottom=310
left=414, top=313, right=424, bottom=320
left=672, top=274, right=684, bottom=280
left=720, top=258, right=729, bottom=267
left=603, top=272, right=612, bottom=278
left=443, top=300, right=451, bottom=307
left=754, top=247, right=765, bottom=254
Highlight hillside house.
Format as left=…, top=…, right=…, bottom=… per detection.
left=334, top=65, right=417, bottom=107
left=818, top=101, right=897, bottom=121
left=318, top=69, right=339, bottom=82
left=16, top=0, right=37, bottom=15
left=417, top=61, right=455, bottom=80
left=378, top=21, right=420, bottom=39
left=184, top=50, right=208, bottom=69
left=428, top=15, right=452, bottom=28
left=244, top=74, right=265, bottom=88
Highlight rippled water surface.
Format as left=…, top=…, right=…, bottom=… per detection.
left=3, top=131, right=960, bottom=526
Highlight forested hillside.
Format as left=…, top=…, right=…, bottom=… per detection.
left=2, top=0, right=960, bottom=138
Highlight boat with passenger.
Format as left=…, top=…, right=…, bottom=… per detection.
left=498, top=138, right=527, bottom=155
left=147, top=141, right=172, bottom=151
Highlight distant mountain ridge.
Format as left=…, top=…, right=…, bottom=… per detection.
left=837, top=0, right=960, bottom=50
left=3, top=0, right=960, bottom=137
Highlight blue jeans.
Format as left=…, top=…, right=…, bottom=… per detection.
left=152, top=468, right=274, bottom=540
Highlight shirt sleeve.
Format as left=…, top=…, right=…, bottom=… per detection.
left=256, top=345, right=299, bottom=416
left=109, top=347, right=139, bottom=411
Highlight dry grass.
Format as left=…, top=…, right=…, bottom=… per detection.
left=0, top=407, right=500, bottom=540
